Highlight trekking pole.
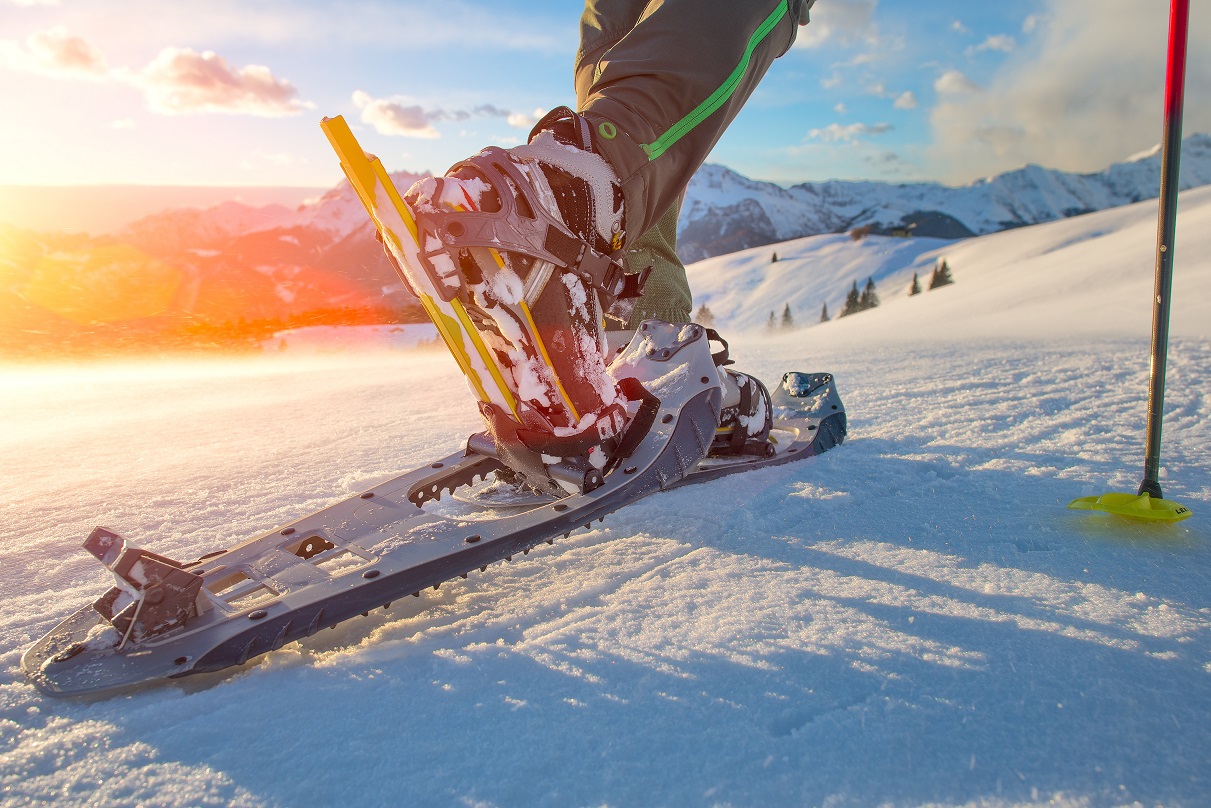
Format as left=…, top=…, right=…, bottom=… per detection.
left=1139, top=0, right=1188, bottom=500
left=1068, top=0, right=1191, bottom=522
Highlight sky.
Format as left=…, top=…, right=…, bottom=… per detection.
left=0, top=0, right=1208, bottom=189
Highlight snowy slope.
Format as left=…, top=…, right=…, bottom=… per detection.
left=1, top=189, right=1210, bottom=807
left=691, top=184, right=1211, bottom=338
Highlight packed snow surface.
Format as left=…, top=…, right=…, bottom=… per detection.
left=2, top=190, right=1210, bottom=807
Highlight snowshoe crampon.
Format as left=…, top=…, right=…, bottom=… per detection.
left=22, top=323, right=845, bottom=697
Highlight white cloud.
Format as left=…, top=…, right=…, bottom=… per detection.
left=353, top=91, right=439, bottom=139
left=834, top=102, right=848, bottom=114
left=927, top=0, right=1211, bottom=181
left=951, top=20, right=971, bottom=35
left=893, top=91, right=918, bottom=110
left=967, top=34, right=1017, bottom=56
left=136, top=48, right=310, bottom=117
left=0, top=26, right=107, bottom=78
left=1022, top=14, right=1046, bottom=34
left=0, top=28, right=310, bottom=117
left=934, top=70, right=983, bottom=95
left=809, top=122, right=893, bottom=143
left=795, top=0, right=879, bottom=49
left=353, top=92, right=538, bottom=139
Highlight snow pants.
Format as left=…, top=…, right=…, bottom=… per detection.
left=573, top=0, right=813, bottom=325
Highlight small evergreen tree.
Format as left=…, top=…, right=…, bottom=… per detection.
left=819, top=302, right=830, bottom=323
left=929, top=259, right=955, bottom=289
left=858, top=277, right=879, bottom=311
left=839, top=281, right=862, bottom=317
left=781, top=303, right=794, bottom=330
left=909, top=272, right=921, bottom=296
left=771, top=251, right=779, bottom=263
left=766, top=310, right=777, bottom=333
left=694, top=304, right=716, bottom=327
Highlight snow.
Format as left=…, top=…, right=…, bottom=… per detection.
left=2, top=190, right=1210, bottom=807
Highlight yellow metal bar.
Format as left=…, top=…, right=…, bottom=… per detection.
left=320, top=115, right=518, bottom=418
left=450, top=300, right=518, bottom=414
left=519, top=301, right=580, bottom=423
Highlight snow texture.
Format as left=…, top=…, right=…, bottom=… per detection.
left=1, top=189, right=1210, bottom=807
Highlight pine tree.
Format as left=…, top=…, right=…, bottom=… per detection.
left=858, top=277, right=879, bottom=311
left=819, top=302, right=830, bottom=323
left=781, top=303, right=794, bottom=330
left=840, top=281, right=861, bottom=317
left=694, top=304, right=715, bottom=327
left=771, top=251, right=779, bottom=263
left=929, top=259, right=955, bottom=289
left=766, top=310, right=776, bottom=333
left=909, top=272, right=921, bottom=296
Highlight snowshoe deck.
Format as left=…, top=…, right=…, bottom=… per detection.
left=23, top=326, right=845, bottom=697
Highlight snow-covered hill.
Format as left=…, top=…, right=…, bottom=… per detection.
left=679, top=133, right=1211, bottom=260
left=1, top=185, right=1209, bottom=806
left=690, top=184, right=1211, bottom=339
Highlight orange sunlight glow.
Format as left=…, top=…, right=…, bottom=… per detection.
left=25, top=243, right=181, bottom=324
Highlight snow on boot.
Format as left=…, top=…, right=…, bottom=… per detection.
left=696, top=329, right=774, bottom=458
left=712, top=368, right=774, bottom=457
left=404, top=107, right=648, bottom=492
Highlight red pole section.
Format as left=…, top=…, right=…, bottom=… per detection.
left=1139, top=0, right=1189, bottom=498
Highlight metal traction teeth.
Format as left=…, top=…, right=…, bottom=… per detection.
left=271, top=623, right=291, bottom=651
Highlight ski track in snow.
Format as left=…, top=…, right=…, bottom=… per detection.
left=1, top=334, right=1208, bottom=808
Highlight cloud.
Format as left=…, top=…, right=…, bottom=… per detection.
left=353, top=91, right=439, bottom=139
left=951, top=20, right=971, bottom=35
left=0, top=26, right=107, bottom=78
left=809, top=122, right=893, bottom=143
left=863, top=150, right=917, bottom=175
left=967, top=34, right=1017, bottom=56
left=0, top=27, right=309, bottom=117
left=927, top=0, right=1211, bottom=181
left=934, top=70, right=983, bottom=95
left=795, top=0, right=879, bottom=49
left=135, top=48, right=309, bottom=117
left=863, top=82, right=918, bottom=111
left=353, top=91, right=540, bottom=138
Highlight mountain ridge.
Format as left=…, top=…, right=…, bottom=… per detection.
left=677, top=133, right=1211, bottom=261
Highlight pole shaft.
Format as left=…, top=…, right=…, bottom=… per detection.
left=1140, top=0, right=1189, bottom=499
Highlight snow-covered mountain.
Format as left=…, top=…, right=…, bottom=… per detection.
left=688, top=184, right=1211, bottom=339
left=5, top=139, right=1210, bottom=357
left=678, top=133, right=1211, bottom=261
left=110, top=134, right=1211, bottom=268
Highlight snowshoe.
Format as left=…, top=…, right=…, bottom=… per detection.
left=21, top=116, right=848, bottom=697
left=22, top=323, right=845, bottom=697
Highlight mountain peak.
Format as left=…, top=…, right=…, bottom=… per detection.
left=678, top=133, right=1211, bottom=262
